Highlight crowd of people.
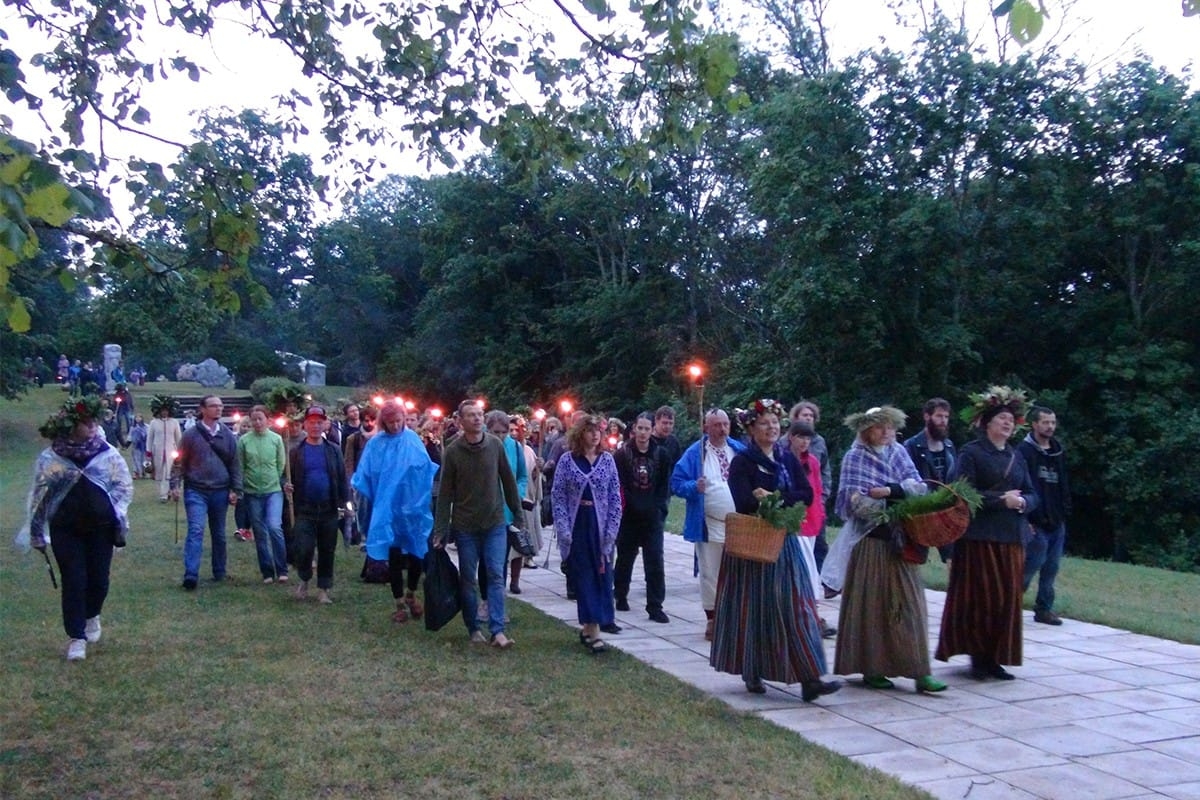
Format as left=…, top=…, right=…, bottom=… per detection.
left=18, top=384, right=1073, bottom=706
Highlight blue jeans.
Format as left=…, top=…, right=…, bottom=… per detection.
left=454, top=523, right=507, bottom=636
left=183, top=488, right=230, bottom=582
left=1023, top=522, right=1065, bottom=613
left=246, top=492, right=288, bottom=579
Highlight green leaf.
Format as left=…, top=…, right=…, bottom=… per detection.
left=0, top=153, right=30, bottom=184
left=24, top=182, right=75, bottom=226
left=58, top=270, right=76, bottom=292
left=1009, top=0, right=1045, bottom=45
left=6, top=295, right=30, bottom=332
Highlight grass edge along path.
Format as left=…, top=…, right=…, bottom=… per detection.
left=1, top=386, right=928, bottom=799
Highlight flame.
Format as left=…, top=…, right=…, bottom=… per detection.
left=274, top=416, right=287, bottom=429
left=404, top=399, right=416, bottom=411
left=559, top=399, right=574, bottom=414
left=429, top=407, right=444, bottom=419
left=688, top=363, right=703, bottom=379
left=533, top=408, right=546, bottom=420
left=372, top=395, right=384, bottom=406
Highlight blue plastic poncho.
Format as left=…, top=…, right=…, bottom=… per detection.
left=351, top=427, right=438, bottom=562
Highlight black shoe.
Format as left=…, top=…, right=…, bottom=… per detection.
left=182, top=578, right=197, bottom=591
left=802, top=679, right=842, bottom=702
left=989, top=665, right=1016, bottom=680
left=600, top=623, right=622, bottom=635
left=1034, top=610, right=1063, bottom=625
left=648, top=610, right=669, bottom=623
left=508, top=584, right=521, bottom=595
left=566, top=591, right=576, bottom=601
left=615, top=598, right=630, bottom=612
left=746, top=678, right=766, bottom=694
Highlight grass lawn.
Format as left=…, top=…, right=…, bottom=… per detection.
left=1, top=385, right=929, bottom=799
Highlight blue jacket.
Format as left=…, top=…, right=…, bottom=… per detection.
left=670, top=436, right=747, bottom=543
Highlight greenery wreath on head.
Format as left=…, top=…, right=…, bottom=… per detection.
left=149, top=394, right=179, bottom=416
left=961, top=385, right=1029, bottom=427
left=39, top=395, right=107, bottom=440
left=734, top=398, right=788, bottom=429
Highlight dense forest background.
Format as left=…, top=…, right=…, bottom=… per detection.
left=4, top=12, right=1199, bottom=570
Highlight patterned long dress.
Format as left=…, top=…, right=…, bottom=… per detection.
left=710, top=447, right=827, bottom=685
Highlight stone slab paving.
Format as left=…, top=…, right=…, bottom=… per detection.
left=513, top=533, right=1200, bottom=800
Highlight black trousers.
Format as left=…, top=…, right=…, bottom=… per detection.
left=613, top=514, right=666, bottom=613
left=51, top=522, right=115, bottom=640
left=293, top=511, right=339, bottom=589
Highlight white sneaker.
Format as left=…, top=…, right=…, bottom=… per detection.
left=66, top=639, right=87, bottom=661
left=85, top=615, right=102, bottom=644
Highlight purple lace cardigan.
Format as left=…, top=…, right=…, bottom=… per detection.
left=551, top=450, right=623, bottom=563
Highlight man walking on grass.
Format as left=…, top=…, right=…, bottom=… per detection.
left=431, top=399, right=524, bottom=649
left=1019, top=405, right=1071, bottom=625
left=286, top=406, right=349, bottom=605
left=171, top=395, right=242, bottom=590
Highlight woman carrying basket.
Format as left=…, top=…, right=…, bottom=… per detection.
left=710, top=398, right=841, bottom=701
left=828, top=406, right=948, bottom=693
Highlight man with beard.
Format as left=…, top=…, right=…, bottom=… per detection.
left=1018, top=406, right=1071, bottom=626
left=903, top=397, right=958, bottom=563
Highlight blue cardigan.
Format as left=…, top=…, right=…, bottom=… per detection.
left=670, top=436, right=747, bottom=543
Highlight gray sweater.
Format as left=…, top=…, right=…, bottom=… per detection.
left=170, top=422, right=243, bottom=493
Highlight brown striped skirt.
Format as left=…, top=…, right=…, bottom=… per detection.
left=935, top=538, right=1024, bottom=665
left=834, top=536, right=932, bottom=680
left=710, top=534, right=827, bottom=685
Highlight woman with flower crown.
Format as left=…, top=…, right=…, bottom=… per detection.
left=710, top=398, right=841, bottom=701
left=15, top=396, right=133, bottom=661
left=936, top=387, right=1039, bottom=680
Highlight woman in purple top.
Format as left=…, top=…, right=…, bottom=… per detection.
left=551, top=415, right=623, bottom=654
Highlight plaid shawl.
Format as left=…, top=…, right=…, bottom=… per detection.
left=834, top=440, right=921, bottom=521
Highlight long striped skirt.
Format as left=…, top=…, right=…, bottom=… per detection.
left=834, top=536, right=932, bottom=680
left=935, top=538, right=1024, bottom=665
left=710, top=534, right=827, bottom=685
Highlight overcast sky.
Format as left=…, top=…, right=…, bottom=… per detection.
left=4, top=0, right=1196, bottom=213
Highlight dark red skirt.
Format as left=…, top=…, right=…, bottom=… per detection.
left=935, top=539, right=1024, bottom=666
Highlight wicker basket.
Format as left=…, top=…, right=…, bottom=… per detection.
left=901, top=492, right=972, bottom=548
left=723, top=513, right=787, bottom=564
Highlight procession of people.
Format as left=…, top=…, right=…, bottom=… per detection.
left=16, top=381, right=1067, bottom=705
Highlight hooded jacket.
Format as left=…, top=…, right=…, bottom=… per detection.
left=1018, top=433, right=1071, bottom=529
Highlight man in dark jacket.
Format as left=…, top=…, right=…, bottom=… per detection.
left=1018, top=406, right=1071, bottom=625
left=170, top=395, right=243, bottom=589
left=614, top=412, right=672, bottom=623
left=903, top=397, right=958, bottom=563
left=286, top=405, right=349, bottom=604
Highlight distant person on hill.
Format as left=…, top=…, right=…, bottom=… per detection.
left=147, top=395, right=182, bottom=502
left=129, top=414, right=148, bottom=479
left=16, top=395, right=133, bottom=661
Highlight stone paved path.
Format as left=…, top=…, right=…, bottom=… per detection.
left=512, top=533, right=1200, bottom=800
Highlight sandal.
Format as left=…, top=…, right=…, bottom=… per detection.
left=404, top=593, right=423, bottom=619
left=585, top=637, right=608, bottom=654
left=391, top=604, right=410, bottom=624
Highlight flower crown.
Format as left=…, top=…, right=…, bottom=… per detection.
left=961, top=385, right=1030, bottom=426
left=39, top=396, right=107, bottom=440
left=734, top=398, right=787, bottom=428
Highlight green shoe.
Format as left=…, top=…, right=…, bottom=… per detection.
left=916, top=675, right=947, bottom=693
left=863, top=675, right=895, bottom=690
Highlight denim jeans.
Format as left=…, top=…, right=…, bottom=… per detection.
left=1023, top=522, right=1066, bottom=613
left=183, top=487, right=230, bottom=582
left=246, top=491, right=288, bottom=579
left=454, top=523, right=507, bottom=636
